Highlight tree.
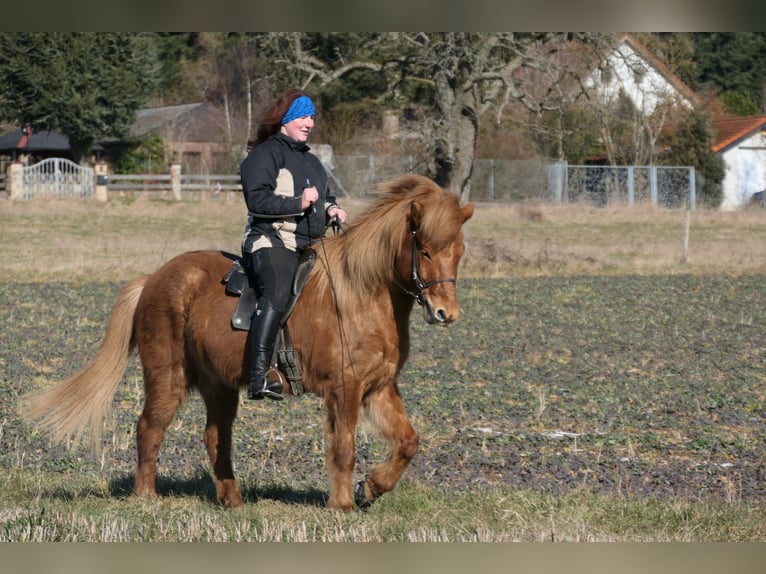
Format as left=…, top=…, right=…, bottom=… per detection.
left=690, top=33, right=766, bottom=114
left=151, top=32, right=206, bottom=106
left=0, top=32, right=159, bottom=162
left=252, top=32, right=611, bottom=202
left=659, top=110, right=725, bottom=205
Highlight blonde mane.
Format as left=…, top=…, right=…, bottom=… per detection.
left=313, top=174, right=465, bottom=311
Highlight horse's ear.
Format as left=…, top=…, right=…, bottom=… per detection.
left=409, top=199, right=425, bottom=231
left=461, top=203, right=475, bottom=223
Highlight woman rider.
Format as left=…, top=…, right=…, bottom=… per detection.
left=240, top=88, right=347, bottom=401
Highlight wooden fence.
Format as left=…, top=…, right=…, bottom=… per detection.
left=106, top=170, right=242, bottom=201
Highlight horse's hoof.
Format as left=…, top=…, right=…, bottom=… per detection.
left=355, top=480, right=373, bottom=510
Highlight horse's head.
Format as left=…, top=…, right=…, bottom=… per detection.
left=327, top=175, right=475, bottom=324
left=404, top=192, right=474, bottom=324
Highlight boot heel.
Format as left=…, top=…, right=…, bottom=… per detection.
left=246, top=371, right=284, bottom=401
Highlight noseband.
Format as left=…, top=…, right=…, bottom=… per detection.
left=396, top=230, right=457, bottom=307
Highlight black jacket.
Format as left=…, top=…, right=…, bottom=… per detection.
left=240, top=133, right=339, bottom=253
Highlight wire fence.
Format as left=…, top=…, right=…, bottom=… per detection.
left=333, top=157, right=697, bottom=208
left=7, top=155, right=700, bottom=209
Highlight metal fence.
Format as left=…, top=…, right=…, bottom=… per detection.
left=556, top=164, right=696, bottom=209
left=333, top=157, right=697, bottom=208
left=8, top=155, right=699, bottom=209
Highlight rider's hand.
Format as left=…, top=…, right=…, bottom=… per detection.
left=301, top=186, right=319, bottom=211
left=328, top=206, right=347, bottom=224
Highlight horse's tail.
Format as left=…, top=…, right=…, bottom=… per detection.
left=19, top=275, right=148, bottom=455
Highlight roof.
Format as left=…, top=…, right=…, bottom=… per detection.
left=711, top=115, right=766, bottom=153
left=0, top=128, right=108, bottom=154
left=130, top=102, right=225, bottom=142
left=0, top=129, right=71, bottom=152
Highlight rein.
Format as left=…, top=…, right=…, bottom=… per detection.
left=315, top=217, right=357, bottom=407
left=395, top=230, right=457, bottom=307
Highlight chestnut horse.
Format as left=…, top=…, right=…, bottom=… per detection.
left=21, top=174, right=474, bottom=512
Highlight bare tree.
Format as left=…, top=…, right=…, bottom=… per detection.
left=256, top=32, right=611, bottom=202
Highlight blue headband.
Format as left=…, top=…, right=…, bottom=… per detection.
left=281, top=96, right=316, bottom=125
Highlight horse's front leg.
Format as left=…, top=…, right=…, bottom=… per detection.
left=323, top=394, right=360, bottom=512
left=356, top=383, right=419, bottom=508
left=201, top=384, right=243, bottom=509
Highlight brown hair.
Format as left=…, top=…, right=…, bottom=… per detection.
left=246, top=88, right=311, bottom=151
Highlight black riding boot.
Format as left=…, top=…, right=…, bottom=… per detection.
left=246, top=300, right=284, bottom=401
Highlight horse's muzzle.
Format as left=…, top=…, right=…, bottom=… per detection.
left=423, top=299, right=459, bottom=324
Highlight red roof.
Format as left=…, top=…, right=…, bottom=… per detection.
left=711, top=115, right=766, bottom=153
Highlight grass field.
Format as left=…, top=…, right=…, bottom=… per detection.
left=2, top=195, right=766, bottom=282
left=1, top=196, right=766, bottom=542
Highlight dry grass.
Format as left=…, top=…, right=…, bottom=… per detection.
left=3, top=195, right=765, bottom=283
left=2, top=468, right=764, bottom=542
left=462, top=200, right=766, bottom=278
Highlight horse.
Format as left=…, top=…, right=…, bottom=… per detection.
left=20, top=174, right=475, bottom=512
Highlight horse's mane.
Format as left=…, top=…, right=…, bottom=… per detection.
left=313, top=174, right=465, bottom=311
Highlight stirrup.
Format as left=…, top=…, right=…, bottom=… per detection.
left=246, top=371, right=284, bottom=401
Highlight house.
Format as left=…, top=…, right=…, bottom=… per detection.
left=712, top=115, right=766, bottom=210
left=0, top=102, right=228, bottom=174
left=582, top=33, right=700, bottom=115
left=128, top=102, right=230, bottom=174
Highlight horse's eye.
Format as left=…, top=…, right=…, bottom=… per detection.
left=421, top=250, right=431, bottom=260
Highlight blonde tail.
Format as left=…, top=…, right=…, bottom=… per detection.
left=19, top=276, right=147, bottom=455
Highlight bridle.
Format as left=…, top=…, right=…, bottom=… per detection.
left=395, top=230, right=457, bottom=307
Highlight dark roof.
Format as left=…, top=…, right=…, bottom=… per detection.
left=711, top=115, right=766, bottom=153
left=0, top=129, right=106, bottom=153
left=0, top=129, right=71, bottom=152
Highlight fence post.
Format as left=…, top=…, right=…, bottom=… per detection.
left=170, top=163, right=182, bottom=200
left=7, top=162, right=23, bottom=200
left=489, top=159, right=495, bottom=201
left=548, top=161, right=566, bottom=203
left=369, top=155, right=376, bottom=190
left=94, top=162, right=109, bottom=203
left=627, top=166, right=634, bottom=206
left=650, top=165, right=658, bottom=206
left=689, top=167, right=696, bottom=210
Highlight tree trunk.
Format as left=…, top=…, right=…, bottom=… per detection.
left=432, top=73, right=478, bottom=203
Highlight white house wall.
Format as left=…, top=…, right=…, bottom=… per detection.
left=719, top=130, right=766, bottom=210
left=585, top=42, right=693, bottom=115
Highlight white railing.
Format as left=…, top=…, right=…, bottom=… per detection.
left=19, top=158, right=94, bottom=199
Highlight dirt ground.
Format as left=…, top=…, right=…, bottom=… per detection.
left=3, top=274, right=764, bottom=503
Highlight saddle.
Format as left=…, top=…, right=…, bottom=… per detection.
left=222, top=248, right=317, bottom=396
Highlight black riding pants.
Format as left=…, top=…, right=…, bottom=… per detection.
left=245, top=246, right=300, bottom=313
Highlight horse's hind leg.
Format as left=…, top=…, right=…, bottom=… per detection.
left=134, top=360, right=188, bottom=498
left=201, top=384, right=243, bottom=508
left=357, top=383, right=419, bottom=507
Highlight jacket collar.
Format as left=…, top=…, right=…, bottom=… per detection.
left=275, top=132, right=310, bottom=152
